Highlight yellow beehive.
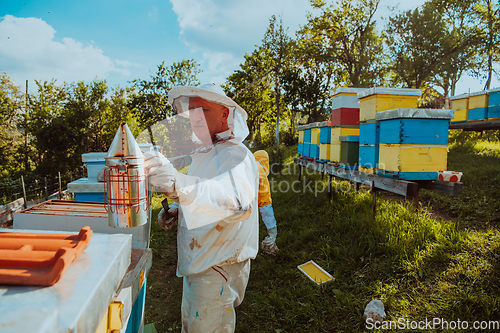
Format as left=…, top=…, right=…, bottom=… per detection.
left=330, top=143, right=341, bottom=162
left=378, top=144, right=448, bottom=173
left=358, top=88, right=421, bottom=122
left=450, top=93, right=469, bottom=110
left=298, top=130, right=304, bottom=143
left=330, top=127, right=359, bottom=144
left=319, top=144, right=331, bottom=160
left=469, top=91, right=488, bottom=109
left=311, top=128, right=321, bottom=144
left=451, top=109, right=468, bottom=122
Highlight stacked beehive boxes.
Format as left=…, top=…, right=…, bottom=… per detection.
left=303, top=124, right=312, bottom=157
left=376, top=108, right=454, bottom=180
left=450, top=93, right=469, bottom=123
left=297, top=125, right=305, bottom=156
left=330, top=88, right=363, bottom=163
left=468, top=91, right=489, bottom=122
left=357, top=88, right=422, bottom=173
left=310, top=123, right=321, bottom=159
left=319, top=121, right=331, bottom=161
left=488, top=88, right=500, bottom=120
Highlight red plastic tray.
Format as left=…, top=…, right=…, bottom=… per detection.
left=0, top=226, right=93, bottom=286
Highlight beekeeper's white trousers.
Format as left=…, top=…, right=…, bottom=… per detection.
left=181, top=259, right=251, bottom=333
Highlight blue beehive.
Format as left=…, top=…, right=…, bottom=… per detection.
left=358, top=145, right=379, bottom=169
left=319, top=122, right=332, bottom=144
left=488, top=88, right=500, bottom=119
left=304, top=129, right=312, bottom=143
left=310, top=144, right=320, bottom=159
left=303, top=143, right=311, bottom=157
left=359, top=120, right=380, bottom=145
left=378, top=118, right=449, bottom=145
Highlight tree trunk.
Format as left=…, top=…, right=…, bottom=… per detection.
left=274, top=76, right=280, bottom=151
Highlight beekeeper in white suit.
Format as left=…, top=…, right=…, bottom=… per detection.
left=144, top=83, right=259, bottom=333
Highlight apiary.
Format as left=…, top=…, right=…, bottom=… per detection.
left=357, top=87, right=422, bottom=122
left=488, top=88, right=500, bottom=119
left=468, top=90, right=489, bottom=122
left=450, top=93, right=469, bottom=123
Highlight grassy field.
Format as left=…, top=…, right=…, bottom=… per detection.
left=144, top=139, right=500, bottom=332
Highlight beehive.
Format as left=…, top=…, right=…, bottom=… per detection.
left=376, top=109, right=453, bottom=145
left=378, top=144, right=448, bottom=180
left=339, top=135, right=359, bottom=166
left=468, top=91, right=489, bottom=122
left=298, top=125, right=305, bottom=143
left=311, top=127, right=321, bottom=145
left=488, top=88, right=500, bottom=119
left=330, top=87, right=365, bottom=125
left=357, top=87, right=422, bottom=122
left=359, top=120, right=380, bottom=145
left=358, top=145, right=379, bottom=169
left=319, top=121, right=332, bottom=144
left=310, top=144, right=320, bottom=159
left=319, top=144, right=331, bottom=161
left=450, top=93, right=469, bottom=123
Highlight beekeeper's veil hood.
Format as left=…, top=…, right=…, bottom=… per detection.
left=168, top=83, right=249, bottom=144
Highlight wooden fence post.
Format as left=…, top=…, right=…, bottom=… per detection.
left=21, top=175, right=27, bottom=208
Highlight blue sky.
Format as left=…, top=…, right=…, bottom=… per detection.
left=1, top=0, right=498, bottom=95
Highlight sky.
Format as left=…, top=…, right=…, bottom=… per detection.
left=1, top=0, right=498, bottom=96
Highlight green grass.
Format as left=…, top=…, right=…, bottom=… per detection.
left=145, top=139, right=500, bottom=333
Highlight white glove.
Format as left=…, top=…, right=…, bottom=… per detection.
left=144, top=151, right=177, bottom=195
left=261, top=227, right=279, bottom=255
left=157, top=202, right=179, bottom=230
left=96, top=167, right=107, bottom=182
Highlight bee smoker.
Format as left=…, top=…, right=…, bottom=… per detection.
left=104, top=123, right=150, bottom=228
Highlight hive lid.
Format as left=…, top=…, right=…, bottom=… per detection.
left=449, top=93, right=469, bottom=100
left=107, top=123, right=144, bottom=158
left=468, top=90, right=489, bottom=97
left=0, top=227, right=93, bottom=286
left=332, top=87, right=367, bottom=96
left=357, top=87, right=422, bottom=99
left=375, top=108, right=455, bottom=120
left=486, top=87, right=500, bottom=94
left=82, top=152, right=108, bottom=163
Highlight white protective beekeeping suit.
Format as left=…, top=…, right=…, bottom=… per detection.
left=147, top=83, right=259, bottom=333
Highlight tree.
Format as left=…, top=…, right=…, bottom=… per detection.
left=0, top=72, right=24, bottom=177
left=129, top=59, right=201, bottom=144
left=224, top=47, right=274, bottom=144
left=302, top=0, right=385, bottom=88
left=385, top=0, right=476, bottom=90
left=262, top=15, right=293, bottom=149
left=473, top=0, right=500, bottom=89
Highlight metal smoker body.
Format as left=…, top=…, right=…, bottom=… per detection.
left=105, top=123, right=149, bottom=228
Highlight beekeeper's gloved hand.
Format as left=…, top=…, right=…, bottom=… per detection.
left=158, top=202, right=179, bottom=230
left=261, top=227, right=279, bottom=255
left=144, top=151, right=177, bottom=197
left=96, top=167, right=107, bottom=182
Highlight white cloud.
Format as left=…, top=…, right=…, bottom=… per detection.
left=170, top=0, right=313, bottom=82
left=0, top=15, right=137, bottom=86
